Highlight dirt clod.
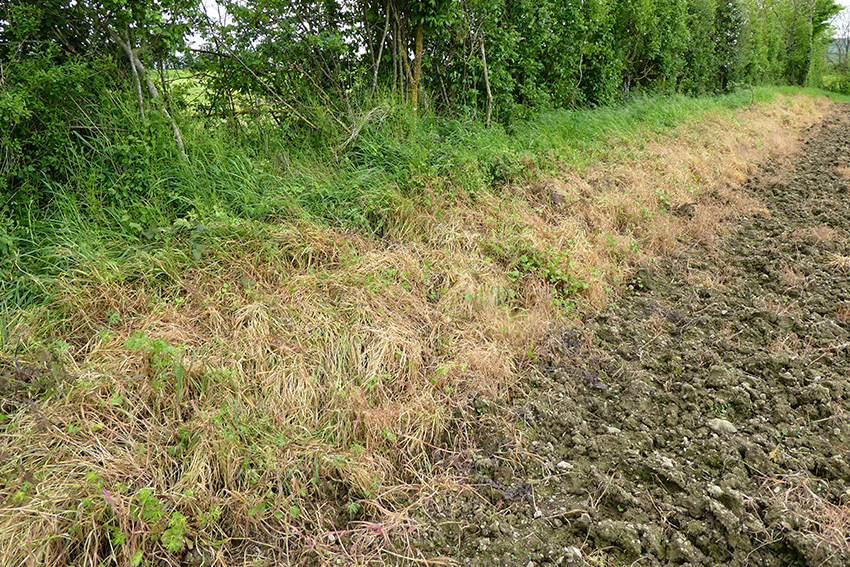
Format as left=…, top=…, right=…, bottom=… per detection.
left=425, top=104, right=850, bottom=566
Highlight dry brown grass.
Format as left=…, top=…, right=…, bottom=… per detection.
left=535, top=101, right=797, bottom=269
left=758, top=473, right=850, bottom=564
left=778, top=264, right=809, bottom=291
left=685, top=266, right=730, bottom=294
left=765, top=332, right=815, bottom=358
left=827, top=254, right=850, bottom=274
left=793, top=225, right=841, bottom=245
left=0, top=93, right=829, bottom=566
left=0, top=220, right=538, bottom=566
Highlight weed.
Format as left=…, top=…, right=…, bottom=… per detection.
left=713, top=401, right=732, bottom=416
left=483, top=239, right=589, bottom=298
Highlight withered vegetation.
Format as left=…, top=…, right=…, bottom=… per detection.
left=0, top=94, right=830, bottom=566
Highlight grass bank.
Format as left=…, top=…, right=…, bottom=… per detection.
left=0, top=87, right=845, bottom=566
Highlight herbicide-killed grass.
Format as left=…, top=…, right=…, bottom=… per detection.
left=1, top=218, right=543, bottom=565
left=793, top=225, right=842, bottom=244
left=0, top=92, right=829, bottom=565
left=758, top=473, right=850, bottom=562
left=828, top=254, right=850, bottom=274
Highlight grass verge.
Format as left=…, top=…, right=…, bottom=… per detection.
left=0, top=88, right=840, bottom=566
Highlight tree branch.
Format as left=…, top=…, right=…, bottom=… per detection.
left=480, top=37, right=492, bottom=127
left=107, top=28, right=186, bottom=159
left=372, top=2, right=391, bottom=97
left=125, top=30, right=146, bottom=122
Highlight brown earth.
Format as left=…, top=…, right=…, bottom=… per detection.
left=419, top=104, right=850, bottom=567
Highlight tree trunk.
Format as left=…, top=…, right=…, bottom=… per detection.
left=372, top=2, right=391, bottom=97
left=393, top=10, right=413, bottom=103
left=412, top=21, right=423, bottom=110
left=127, top=30, right=146, bottom=122
left=391, top=14, right=398, bottom=93
left=130, top=49, right=146, bottom=121
left=108, top=28, right=187, bottom=159
left=803, top=5, right=815, bottom=87
left=803, top=41, right=813, bottom=86
left=480, top=38, right=492, bottom=128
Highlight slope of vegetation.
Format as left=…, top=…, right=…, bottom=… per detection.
left=2, top=0, right=850, bottom=565
left=2, top=86, right=844, bottom=565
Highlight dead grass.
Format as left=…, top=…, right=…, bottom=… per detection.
left=0, top=220, right=536, bottom=566
left=827, top=254, right=850, bottom=274
left=685, top=266, right=730, bottom=294
left=536, top=100, right=796, bottom=267
left=758, top=473, right=850, bottom=563
left=0, top=93, right=829, bottom=566
left=765, top=332, right=815, bottom=358
left=793, top=225, right=841, bottom=245
left=778, top=264, right=810, bottom=291
left=755, top=294, right=803, bottom=318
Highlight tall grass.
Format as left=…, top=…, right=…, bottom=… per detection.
left=6, top=86, right=844, bottom=311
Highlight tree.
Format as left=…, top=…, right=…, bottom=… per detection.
left=2, top=0, right=196, bottom=157
left=79, top=0, right=197, bottom=155
left=612, top=0, right=689, bottom=95
left=375, top=0, right=454, bottom=109
left=770, top=0, right=842, bottom=85
left=829, top=6, right=850, bottom=73
left=195, top=0, right=365, bottom=141
left=1, top=0, right=199, bottom=229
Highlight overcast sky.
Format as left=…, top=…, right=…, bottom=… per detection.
left=837, top=0, right=850, bottom=34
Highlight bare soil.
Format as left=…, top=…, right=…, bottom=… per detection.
left=420, top=105, right=850, bottom=567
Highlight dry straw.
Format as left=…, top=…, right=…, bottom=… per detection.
left=757, top=472, right=850, bottom=565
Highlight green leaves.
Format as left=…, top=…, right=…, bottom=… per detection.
left=161, top=512, right=189, bottom=553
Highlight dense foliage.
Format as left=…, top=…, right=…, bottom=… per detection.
left=825, top=7, right=850, bottom=93
left=189, top=0, right=842, bottom=121
left=0, top=0, right=844, bottom=304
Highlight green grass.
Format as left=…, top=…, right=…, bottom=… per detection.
left=4, top=85, right=838, bottom=311
left=8, top=84, right=847, bottom=312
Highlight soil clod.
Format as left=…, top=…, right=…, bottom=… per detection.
left=428, top=104, right=850, bottom=567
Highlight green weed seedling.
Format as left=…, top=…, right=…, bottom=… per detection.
left=346, top=499, right=362, bottom=516
left=161, top=511, right=190, bottom=552
left=125, top=331, right=185, bottom=394
left=131, top=488, right=165, bottom=525
left=654, top=189, right=671, bottom=213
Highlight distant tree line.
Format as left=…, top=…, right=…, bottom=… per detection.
left=830, top=7, right=850, bottom=74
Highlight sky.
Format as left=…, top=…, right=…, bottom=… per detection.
left=837, top=0, right=850, bottom=36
